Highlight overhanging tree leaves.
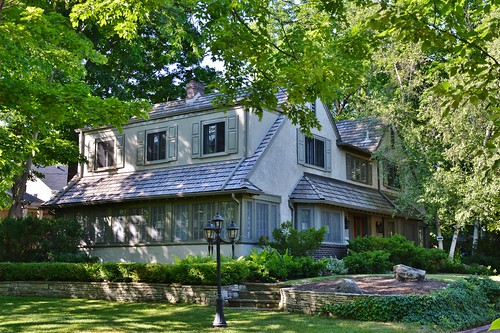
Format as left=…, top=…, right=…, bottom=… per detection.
left=0, top=2, right=148, bottom=216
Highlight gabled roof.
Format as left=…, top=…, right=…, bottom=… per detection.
left=290, top=173, right=397, bottom=216
left=45, top=115, right=286, bottom=208
left=335, top=117, right=384, bottom=153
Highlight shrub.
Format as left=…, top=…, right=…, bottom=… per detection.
left=0, top=217, right=82, bottom=262
left=246, top=247, right=325, bottom=282
left=265, top=221, right=326, bottom=257
left=322, top=276, right=500, bottom=331
left=343, top=249, right=392, bottom=274
left=322, top=257, right=348, bottom=275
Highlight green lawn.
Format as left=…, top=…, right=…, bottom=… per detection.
left=0, top=296, right=446, bottom=333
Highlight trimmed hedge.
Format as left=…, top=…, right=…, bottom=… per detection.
left=322, top=276, right=500, bottom=331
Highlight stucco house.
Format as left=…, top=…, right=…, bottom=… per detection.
left=44, top=82, right=427, bottom=263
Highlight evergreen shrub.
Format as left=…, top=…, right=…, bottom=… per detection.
left=0, top=217, right=82, bottom=262
left=263, top=221, right=326, bottom=257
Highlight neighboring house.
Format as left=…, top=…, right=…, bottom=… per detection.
left=1, top=166, right=68, bottom=219
left=44, top=81, right=427, bottom=263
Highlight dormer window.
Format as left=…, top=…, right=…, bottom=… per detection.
left=136, top=126, right=178, bottom=165
left=346, top=154, right=372, bottom=184
left=96, top=140, right=114, bottom=169
left=89, top=135, right=124, bottom=172
left=192, top=116, right=238, bottom=158
left=203, top=121, right=225, bottom=155
left=147, top=131, right=167, bottom=161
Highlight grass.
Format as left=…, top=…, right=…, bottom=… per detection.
left=0, top=296, right=446, bottom=333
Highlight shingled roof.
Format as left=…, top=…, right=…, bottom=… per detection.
left=290, top=173, right=397, bottom=216
left=335, top=117, right=385, bottom=153
left=45, top=114, right=286, bottom=208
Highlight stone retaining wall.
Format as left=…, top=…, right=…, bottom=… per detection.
left=280, top=288, right=380, bottom=315
left=0, top=281, right=373, bottom=315
left=0, top=281, right=243, bottom=305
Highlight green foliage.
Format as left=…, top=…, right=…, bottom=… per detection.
left=266, top=221, right=326, bottom=257
left=322, top=256, right=348, bottom=275
left=343, top=235, right=485, bottom=274
left=246, top=247, right=325, bottom=282
left=323, top=276, right=500, bottom=331
left=0, top=217, right=83, bottom=262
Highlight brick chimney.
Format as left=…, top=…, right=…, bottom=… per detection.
left=186, top=80, right=205, bottom=99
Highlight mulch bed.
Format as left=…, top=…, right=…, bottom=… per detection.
left=292, top=276, right=449, bottom=295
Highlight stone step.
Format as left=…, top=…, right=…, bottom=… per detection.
left=243, top=282, right=291, bottom=292
left=227, top=298, right=281, bottom=309
left=238, top=290, right=281, bottom=301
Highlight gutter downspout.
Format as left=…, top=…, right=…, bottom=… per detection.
left=231, top=193, right=241, bottom=253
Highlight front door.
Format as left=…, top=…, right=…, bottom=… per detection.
left=353, top=215, right=368, bottom=238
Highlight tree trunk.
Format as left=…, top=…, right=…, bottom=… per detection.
left=8, top=131, right=38, bottom=218
left=472, top=219, right=480, bottom=256
left=8, top=157, right=33, bottom=218
left=434, top=212, right=444, bottom=250
left=448, top=224, right=460, bottom=259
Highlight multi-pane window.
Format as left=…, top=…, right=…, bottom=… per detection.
left=150, top=206, right=166, bottom=242
left=321, top=210, right=343, bottom=243
left=112, top=208, right=127, bottom=243
left=173, top=204, right=190, bottom=241
left=146, top=131, right=167, bottom=161
left=298, top=207, right=312, bottom=231
left=243, top=200, right=279, bottom=241
left=384, top=162, right=400, bottom=189
left=203, top=121, right=225, bottom=155
left=91, top=135, right=124, bottom=171
left=305, top=137, right=325, bottom=168
left=96, top=140, right=114, bottom=169
left=297, top=131, right=331, bottom=171
left=128, top=208, right=148, bottom=243
left=346, top=154, right=372, bottom=184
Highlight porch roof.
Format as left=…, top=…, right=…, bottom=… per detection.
left=290, top=173, right=397, bottom=216
left=44, top=160, right=262, bottom=207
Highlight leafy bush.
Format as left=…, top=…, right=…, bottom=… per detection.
left=322, top=257, right=348, bottom=275
left=322, top=276, right=500, bottom=331
left=344, top=235, right=493, bottom=274
left=264, top=221, right=326, bottom=257
left=343, top=249, right=392, bottom=274
left=246, top=247, right=325, bottom=282
left=0, top=217, right=83, bottom=262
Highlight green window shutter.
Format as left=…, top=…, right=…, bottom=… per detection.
left=227, top=116, right=238, bottom=154
left=297, top=129, right=305, bottom=165
left=137, top=131, right=145, bottom=165
left=87, top=140, right=95, bottom=172
left=325, top=138, right=332, bottom=172
left=346, top=154, right=352, bottom=180
left=116, top=135, right=125, bottom=168
left=167, top=125, right=178, bottom=161
left=192, top=122, right=200, bottom=158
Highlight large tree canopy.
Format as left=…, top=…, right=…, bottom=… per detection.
left=0, top=0, right=214, bottom=216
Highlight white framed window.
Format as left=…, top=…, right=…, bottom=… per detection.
left=192, top=116, right=238, bottom=158
left=297, top=130, right=331, bottom=171
left=89, top=135, right=124, bottom=171
left=346, top=154, right=372, bottom=184
left=298, top=207, right=313, bottom=231
left=137, top=126, right=177, bottom=165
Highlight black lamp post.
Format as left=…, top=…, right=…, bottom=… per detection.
left=204, top=213, right=239, bottom=328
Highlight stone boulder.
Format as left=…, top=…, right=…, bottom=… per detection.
left=393, top=264, right=426, bottom=282
left=336, top=279, right=363, bottom=294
